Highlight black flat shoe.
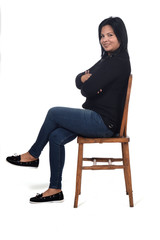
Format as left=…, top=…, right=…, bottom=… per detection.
left=6, top=155, right=39, bottom=167
left=30, top=191, right=64, bottom=203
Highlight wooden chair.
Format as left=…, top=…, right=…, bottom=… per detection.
left=74, top=75, right=133, bottom=208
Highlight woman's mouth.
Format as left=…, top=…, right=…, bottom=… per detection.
left=103, top=43, right=110, bottom=48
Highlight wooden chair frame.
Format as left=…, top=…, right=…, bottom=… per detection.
left=74, top=75, right=133, bottom=208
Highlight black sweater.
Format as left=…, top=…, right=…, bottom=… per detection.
left=75, top=50, right=131, bottom=133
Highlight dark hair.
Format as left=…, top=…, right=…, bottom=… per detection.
left=98, top=17, right=128, bottom=57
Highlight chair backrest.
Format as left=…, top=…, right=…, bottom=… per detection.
left=119, top=75, right=132, bottom=137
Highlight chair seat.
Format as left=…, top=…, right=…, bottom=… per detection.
left=77, top=136, right=130, bottom=143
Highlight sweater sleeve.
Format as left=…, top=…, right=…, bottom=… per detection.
left=75, top=60, right=101, bottom=90
left=81, top=58, right=125, bottom=98
left=75, top=72, right=85, bottom=89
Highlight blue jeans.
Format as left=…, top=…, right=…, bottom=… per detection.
left=29, top=107, right=113, bottom=189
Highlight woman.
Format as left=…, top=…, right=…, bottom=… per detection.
left=6, top=17, right=131, bottom=203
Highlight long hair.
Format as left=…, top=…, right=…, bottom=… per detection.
left=98, top=17, right=128, bottom=57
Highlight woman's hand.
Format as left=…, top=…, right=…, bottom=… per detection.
left=81, top=70, right=92, bottom=83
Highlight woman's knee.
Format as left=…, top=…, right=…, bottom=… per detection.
left=47, top=106, right=59, bottom=115
left=49, top=131, right=61, bottom=145
left=47, top=106, right=61, bottom=119
left=49, top=128, right=77, bottom=146
left=49, top=128, right=67, bottom=146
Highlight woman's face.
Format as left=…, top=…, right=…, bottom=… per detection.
left=100, top=25, right=120, bottom=52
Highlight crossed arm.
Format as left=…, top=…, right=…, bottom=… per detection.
left=81, top=70, right=102, bottom=95
left=75, top=58, right=124, bottom=98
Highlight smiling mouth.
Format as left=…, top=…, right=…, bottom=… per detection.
left=103, top=44, right=110, bottom=48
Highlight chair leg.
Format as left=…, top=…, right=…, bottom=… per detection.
left=122, top=142, right=134, bottom=207
left=77, top=143, right=83, bottom=196
left=121, top=143, right=129, bottom=195
left=74, top=143, right=83, bottom=208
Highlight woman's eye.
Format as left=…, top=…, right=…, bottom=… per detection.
left=101, top=33, right=113, bottom=38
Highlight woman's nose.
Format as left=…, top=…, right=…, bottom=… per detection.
left=102, top=36, right=109, bottom=42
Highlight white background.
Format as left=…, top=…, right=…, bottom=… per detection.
left=0, top=0, right=160, bottom=239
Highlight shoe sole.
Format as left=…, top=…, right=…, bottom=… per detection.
left=29, top=199, right=64, bottom=204
left=6, top=160, right=39, bottom=168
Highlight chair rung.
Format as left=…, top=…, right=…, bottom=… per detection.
left=83, top=158, right=123, bottom=162
left=82, top=165, right=124, bottom=170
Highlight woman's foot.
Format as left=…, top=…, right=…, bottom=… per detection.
left=20, top=152, right=38, bottom=162
left=42, top=188, right=61, bottom=197
left=30, top=189, right=64, bottom=203
left=6, top=153, right=39, bottom=167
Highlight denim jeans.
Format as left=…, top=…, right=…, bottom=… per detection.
left=29, top=107, right=113, bottom=189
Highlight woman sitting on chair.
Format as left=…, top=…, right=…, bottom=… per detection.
left=6, top=16, right=131, bottom=203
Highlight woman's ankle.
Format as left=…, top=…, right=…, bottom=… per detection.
left=42, top=188, right=61, bottom=197
left=21, top=152, right=38, bottom=162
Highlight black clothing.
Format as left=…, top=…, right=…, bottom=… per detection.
left=75, top=50, right=131, bottom=133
